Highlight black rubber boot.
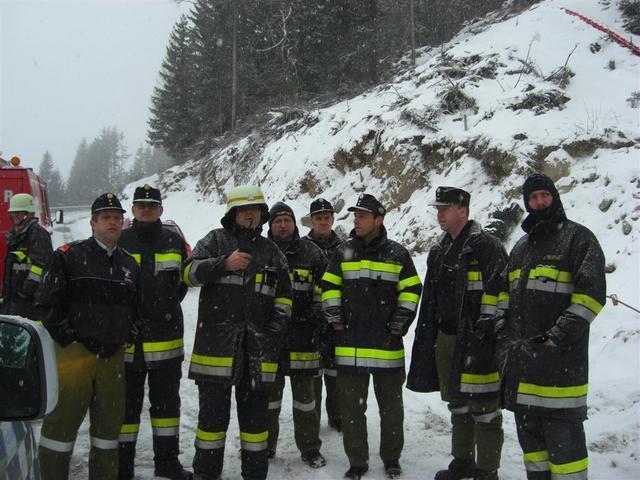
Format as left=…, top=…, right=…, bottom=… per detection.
left=434, top=458, right=477, bottom=480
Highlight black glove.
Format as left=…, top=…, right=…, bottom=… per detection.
left=474, top=314, right=495, bottom=341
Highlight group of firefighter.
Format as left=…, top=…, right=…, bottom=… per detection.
left=1, top=170, right=605, bottom=480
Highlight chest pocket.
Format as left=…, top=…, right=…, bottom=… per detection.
left=255, top=266, right=278, bottom=297
left=155, top=252, right=182, bottom=275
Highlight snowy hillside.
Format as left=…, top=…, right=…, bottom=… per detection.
left=57, top=0, right=640, bottom=478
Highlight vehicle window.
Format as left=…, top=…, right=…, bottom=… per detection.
left=0, top=322, right=32, bottom=368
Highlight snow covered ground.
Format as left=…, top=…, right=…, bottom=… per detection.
left=41, top=0, right=639, bottom=478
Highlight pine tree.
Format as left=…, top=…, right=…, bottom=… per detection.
left=148, top=15, right=199, bottom=163
left=37, top=151, right=66, bottom=205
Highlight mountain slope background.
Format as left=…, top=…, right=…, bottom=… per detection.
left=53, top=0, right=639, bottom=478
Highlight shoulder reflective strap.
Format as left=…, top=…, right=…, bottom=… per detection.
left=130, top=253, right=142, bottom=265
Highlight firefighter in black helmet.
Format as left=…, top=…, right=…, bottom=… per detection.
left=117, top=185, right=191, bottom=480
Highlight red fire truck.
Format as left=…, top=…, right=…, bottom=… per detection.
left=0, top=156, right=54, bottom=297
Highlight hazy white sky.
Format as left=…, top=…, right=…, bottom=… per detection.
left=1, top=0, right=185, bottom=177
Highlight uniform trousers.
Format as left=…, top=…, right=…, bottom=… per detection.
left=436, top=331, right=503, bottom=471
left=336, top=369, right=405, bottom=468
left=193, top=375, right=269, bottom=480
left=118, top=362, right=183, bottom=475
left=267, top=373, right=321, bottom=454
left=39, top=342, right=125, bottom=480
left=314, top=329, right=340, bottom=426
left=515, top=412, right=588, bottom=480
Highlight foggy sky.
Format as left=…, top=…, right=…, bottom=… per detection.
left=1, top=0, right=185, bottom=178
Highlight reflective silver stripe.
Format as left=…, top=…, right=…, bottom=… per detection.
left=90, top=436, right=119, bottom=449
left=118, top=432, right=138, bottom=442
left=274, top=304, right=292, bottom=316
left=517, top=393, right=587, bottom=409
left=509, top=279, right=518, bottom=291
left=551, top=471, right=588, bottom=480
left=397, top=300, right=418, bottom=311
left=241, top=440, right=268, bottom=451
left=255, top=283, right=276, bottom=296
left=342, top=269, right=400, bottom=282
left=527, top=279, right=574, bottom=294
left=185, top=260, right=203, bottom=286
left=472, top=409, right=502, bottom=423
left=262, top=372, right=277, bottom=382
left=460, top=382, right=500, bottom=393
left=526, top=461, right=550, bottom=472
left=195, top=438, right=225, bottom=450
left=354, top=357, right=404, bottom=368
left=152, top=426, right=179, bottom=437
left=292, top=281, right=313, bottom=292
left=12, top=263, right=31, bottom=271
left=218, top=274, right=245, bottom=286
left=334, top=356, right=356, bottom=366
left=566, top=304, right=597, bottom=323
left=324, top=368, right=338, bottom=377
left=293, top=399, right=316, bottom=412
left=155, top=260, right=181, bottom=273
left=27, top=271, right=43, bottom=282
left=189, top=364, right=233, bottom=377
left=480, top=304, right=497, bottom=315
left=144, top=347, right=184, bottom=362
left=39, top=435, right=75, bottom=453
left=124, top=352, right=134, bottom=363
left=323, top=298, right=342, bottom=308
left=497, top=300, right=509, bottom=310
left=313, top=294, right=322, bottom=302
left=290, top=359, right=320, bottom=369
left=467, top=281, right=484, bottom=290
left=268, top=400, right=282, bottom=410
left=449, top=405, right=470, bottom=415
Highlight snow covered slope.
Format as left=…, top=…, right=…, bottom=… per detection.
left=109, top=1, right=639, bottom=478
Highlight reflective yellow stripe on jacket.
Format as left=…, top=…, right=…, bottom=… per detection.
left=334, top=346, right=405, bottom=369
left=517, top=382, right=588, bottom=409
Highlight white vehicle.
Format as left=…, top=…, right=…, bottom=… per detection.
left=0, top=316, right=59, bottom=479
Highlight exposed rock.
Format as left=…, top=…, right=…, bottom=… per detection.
left=599, top=199, right=614, bottom=212
left=622, top=220, right=632, bottom=236
left=540, top=149, right=573, bottom=181
left=485, top=202, right=524, bottom=241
